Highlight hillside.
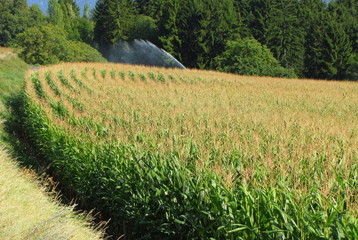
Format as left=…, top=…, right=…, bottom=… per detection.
left=20, top=62, right=358, bottom=239
left=0, top=48, right=105, bottom=240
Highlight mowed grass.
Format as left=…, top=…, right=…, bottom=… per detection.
left=0, top=147, right=105, bottom=240
left=0, top=48, right=27, bottom=114
left=0, top=48, right=105, bottom=240
left=22, top=62, right=357, bottom=239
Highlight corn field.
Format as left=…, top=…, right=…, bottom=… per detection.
left=20, top=63, right=357, bottom=239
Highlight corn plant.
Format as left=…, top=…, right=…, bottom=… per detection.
left=20, top=63, right=358, bottom=240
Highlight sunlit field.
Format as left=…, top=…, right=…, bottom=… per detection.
left=23, top=62, right=357, bottom=239
left=0, top=48, right=105, bottom=240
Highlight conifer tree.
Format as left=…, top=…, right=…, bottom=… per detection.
left=93, top=0, right=138, bottom=54
left=321, top=13, right=353, bottom=79
left=264, top=0, right=305, bottom=76
left=245, top=0, right=272, bottom=44
left=160, top=0, right=239, bottom=68
left=48, top=0, right=64, bottom=27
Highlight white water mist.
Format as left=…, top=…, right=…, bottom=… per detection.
left=106, top=40, right=186, bottom=69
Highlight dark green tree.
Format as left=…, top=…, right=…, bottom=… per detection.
left=136, top=0, right=167, bottom=18
left=93, top=0, right=138, bottom=54
left=232, top=0, right=251, bottom=38
left=93, top=0, right=111, bottom=51
left=127, top=15, right=158, bottom=42
left=263, top=0, right=305, bottom=76
left=92, top=0, right=356, bottom=79
left=333, top=0, right=358, bottom=51
left=107, top=0, right=137, bottom=41
left=59, top=0, right=80, bottom=17
left=301, top=0, right=355, bottom=80
left=245, top=0, right=272, bottom=44
left=345, top=53, right=358, bottom=80
left=320, top=15, right=353, bottom=79
left=328, top=0, right=357, bottom=80
left=300, top=0, right=327, bottom=79
left=76, top=17, right=95, bottom=45
left=160, top=0, right=240, bottom=69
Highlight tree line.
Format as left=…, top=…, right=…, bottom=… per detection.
left=1, top=0, right=357, bottom=80
left=0, top=0, right=105, bottom=64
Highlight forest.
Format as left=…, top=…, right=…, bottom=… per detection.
left=0, top=0, right=357, bottom=80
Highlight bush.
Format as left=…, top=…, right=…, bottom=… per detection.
left=15, top=24, right=106, bottom=65
left=65, top=41, right=107, bottom=63
left=214, top=38, right=297, bottom=78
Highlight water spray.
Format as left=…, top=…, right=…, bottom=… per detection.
left=160, top=48, right=186, bottom=69
left=106, top=40, right=186, bottom=69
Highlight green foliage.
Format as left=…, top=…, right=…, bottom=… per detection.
left=332, top=0, right=358, bottom=51
left=301, top=0, right=355, bottom=80
left=346, top=52, right=358, bottom=80
left=0, top=49, right=27, bottom=113
left=127, top=15, right=158, bottom=42
left=321, top=17, right=353, bottom=80
left=301, top=0, right=327, bottom=79
left=48, top=0, right=64, bottom=27
left=15, top=25, right=67, bottom=65
left=214, top=38, right=297, bottom=78
left=28, top=4, right=47, bottom=27
left=15, top=25, right=106, bottom=65
left=245, top=0, right=271, bottom=44
left=0, top=0, right=45, bottom=46
left=147, top=72, right=155, bottom=80
left=119, top=71, right=125, bottom=79
left=47, top=0, right=95, bottom=44
left=75, top=17, right=95, bottom=45
left=243, top=0, right=305, bottom=76
left=90, top=0, right=357, bottom=80
left=159, top=0, right=240, bottom=69
left=65, top=41, right=107, bottom=63
left=59, top=0, right=81, bottom=41
left=128, top=70, right=135, bottom=80
left=93, top=0, right=138, bottom=52
left=83, top=3, right=90, bottom=19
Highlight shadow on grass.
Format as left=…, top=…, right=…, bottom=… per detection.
left=2, top=94, right=45, bottom=172
left=2, top=94, right=112, bottom=239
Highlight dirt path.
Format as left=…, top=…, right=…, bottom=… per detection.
left=0, top=52, right=16, bottom=60
left=0, top=47, right=16, bottom=60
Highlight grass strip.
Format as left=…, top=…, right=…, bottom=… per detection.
left=0, top=48, right=106, bottom=240
left=0, top=147, right=105, bottom=240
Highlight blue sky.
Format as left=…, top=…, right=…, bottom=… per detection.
left=28, top=0, right=333, bottom=16
left=27, top=0, right=97, bottom=15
